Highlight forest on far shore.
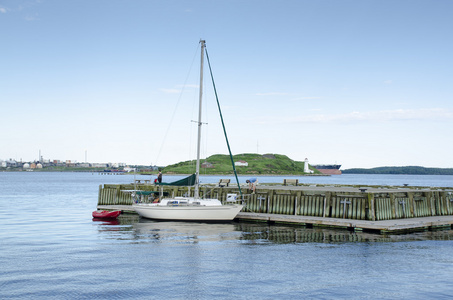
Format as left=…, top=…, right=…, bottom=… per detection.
left=343, top=166, right=453, bottom=175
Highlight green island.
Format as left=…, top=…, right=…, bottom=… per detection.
left=163, top=154, right=453, bottom=175
left=162, top=153, right=320, bottom=175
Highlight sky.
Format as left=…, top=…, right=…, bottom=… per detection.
left=1, top=0, right=452, bottom=169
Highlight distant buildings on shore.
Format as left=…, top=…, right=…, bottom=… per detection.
left=0, top=158, right=157, bottom=171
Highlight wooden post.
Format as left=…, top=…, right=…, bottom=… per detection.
left=437, top=192, right=444, bottom=215
left=340, top=198, right=351, bottom=219
left=399, top=199, right=407, bottom=218
left=267, top=194, right=270, bottom=214
left=115, top=185, right=120, bottom=205
left=444, top=192, right=451, bottom=215
left=332, top=193, right=339, bottom=218
left=98, top=185, right=102, bottom=205
left=324, top=192, right=331, bottom=218
left=440, top=192, right=446, bottom=215
left=368, top=193, right=375, bottom=221
left=426, top=191, right=435, bottom=216
left=390, top=193, right=396, bottom=219
left=257, top=195, right=265, bottom=213
left=408, top=192, right=415, bottom=217
left=296, top=191, right=302, bottom=216
left=217, top=186, right=221, bottom=202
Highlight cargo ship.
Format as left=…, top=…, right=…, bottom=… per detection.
left=312, top=164, right=342, bottom=175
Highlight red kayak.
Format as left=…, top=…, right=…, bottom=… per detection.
left=92, top=210, right=121, bottom=219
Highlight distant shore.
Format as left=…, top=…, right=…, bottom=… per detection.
left=2, top=165, right=453, bottom=176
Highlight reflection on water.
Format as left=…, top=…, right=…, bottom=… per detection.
left=92, top=218, right=120, bottom=225
left=95, top=215, right=453, bottom=245
left=133, top=220, right=241, bottom=243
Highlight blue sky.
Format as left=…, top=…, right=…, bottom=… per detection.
left=1, top=0, right=452, bottom=168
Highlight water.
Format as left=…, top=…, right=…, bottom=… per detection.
left=196, top=173, right=453, bottom=187
left=1, top=172, right=453, bottom=299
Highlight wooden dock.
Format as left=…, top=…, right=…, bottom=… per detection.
left=97, top=204, right=453, bottom=234
left=97, top=181, right=453, bottom=234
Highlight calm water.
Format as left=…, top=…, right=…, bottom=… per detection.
left=1, top=172, right=453, bottom=299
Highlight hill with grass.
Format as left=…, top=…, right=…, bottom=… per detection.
left=163, top=153, right=320, bottom=175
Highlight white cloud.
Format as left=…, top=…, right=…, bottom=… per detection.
left=24, top=14, right=39, bottom=21
left=160, top=88, right=181, bottom=94
left=255, top=94, right=322, bottom=102
left=159, top=84, right=199, bottom=94
left=160, top=84, right=198, bottom=94
left=256, top=92, right=288, bottom=96
left=256, top=108, right=453, bottom=124
left=178, top=84, right=198, bottom=89
left=0, top=7, right=7, bottom=13
left=291, top=97, right=322, bottom=101
left=364, top=108, right=452, bottom=121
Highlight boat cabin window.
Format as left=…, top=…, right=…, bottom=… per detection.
left=167, top=200, right=188, bottom=206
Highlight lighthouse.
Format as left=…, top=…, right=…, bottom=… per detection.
left=304, top=158, right=313, bottom=173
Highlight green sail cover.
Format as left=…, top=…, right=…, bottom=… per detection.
left=156, top=174, right=197, bottom=186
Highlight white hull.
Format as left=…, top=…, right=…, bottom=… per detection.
left=133, top=202, right=243, bottom=221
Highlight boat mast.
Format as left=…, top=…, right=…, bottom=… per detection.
left=194, top=39, right=205, bottom=199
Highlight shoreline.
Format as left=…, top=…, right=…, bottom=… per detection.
left=0, top=170, right=328, bottom=176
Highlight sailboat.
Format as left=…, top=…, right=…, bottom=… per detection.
left=132, top=40, right=244, bottom=221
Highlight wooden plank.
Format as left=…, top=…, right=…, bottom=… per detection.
left=235, top=212, right=453, bottom=233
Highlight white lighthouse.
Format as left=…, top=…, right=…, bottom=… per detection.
left=304, top=158, right=313, bottom=173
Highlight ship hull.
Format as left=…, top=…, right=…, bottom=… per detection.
left=315, top=169, right=342, bottom=175
left=312, top=164, right=342, bottom=175
left=133, top=203, right=243, bottom=221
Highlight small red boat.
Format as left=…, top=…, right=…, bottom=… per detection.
left=92, top=210, right=121, bottom=219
